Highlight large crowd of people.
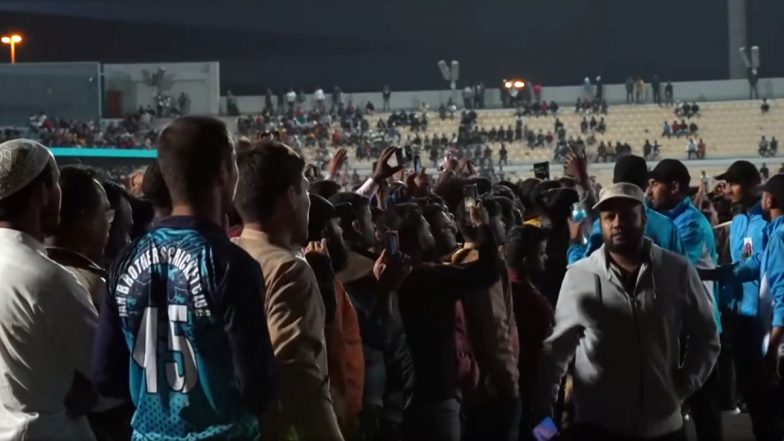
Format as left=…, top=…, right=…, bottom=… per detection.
left=27, top=111, right=159, bottom=149
left=2, top=114, right=784, bottom=441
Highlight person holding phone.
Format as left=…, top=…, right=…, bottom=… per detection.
left=377, top=203, right=501, bottom=441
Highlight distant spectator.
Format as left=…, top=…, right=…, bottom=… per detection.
left=772, top=136, right=779, bottom=154
left=580, top=117, right=588, bottom=134
left=574, top=98, right=582, bottom=114
left=596, top=117, right=607, bottom=134
left=635, top=77, right=645, bottom=103
left=533, top=83, right=543, bottom=103
left=761, top=98, right=771, bottom=113
left=595, top=76, right=603, bottom=101
left=582, top=77, right=592, bottom=100
left=749, top=68, right=760, bottom=99
left=690, top=102, right=700, bottom=117
left=475, top=82, right=486, bottom=109
left=365, top=101, right=375, bottom=114
left=332, top=86, right=343, bottom=109
left=625, top=76, right=634, bottom=103
left=761, top=163, right=770, bottom=180
left=463, top=86, right=474, bottom=110
left=759, top=136, right=769, bottom=154
left=265, top=87, right=274, bottom=113
left=664, top=81, right=674, bottom=106
left=597, top=141, right=609, bottom=162
left=178, top=92, right=189, bottom=115
left=643, top=140, right=653, bottom=160
left=688, top=121, right=699, bottom=135
left=687, top=138, right=698, bottom=160
left=651, top=74, right=662, bottom=105
left=499, top=144, right=508, bottom=167
left=382, top=85, right=392, bottom=112
left=549, top=101, right=559, bottom=114
left=697, top=138, right=706, bottom=159
left=662, top=120, right=672, bottom=138
left=226, top=90, right=239, bottom=116
left=285, top=88, right=297, bottom=113
left=601, top=100, right=608, bottom=115
left=314, top=87, right=326, bottom=109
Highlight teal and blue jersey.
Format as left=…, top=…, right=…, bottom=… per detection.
left=93, top=216, right=276, bottom=441
left=727, top=202, right=768, bottom=316
left=567, top=206, right=684, bottom=264
left=759, top=216, right=784, bottom=354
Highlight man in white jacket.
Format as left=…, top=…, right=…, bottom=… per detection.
left=535, top=183, right=720, bottom=441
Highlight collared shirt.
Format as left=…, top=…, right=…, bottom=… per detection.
left=0, top=228, right=98, bottom=441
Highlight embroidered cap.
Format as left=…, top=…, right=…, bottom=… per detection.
left=0, top=139, right=54, bottom=201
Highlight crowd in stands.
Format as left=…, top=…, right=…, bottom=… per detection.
left=26, top=111, right=159, bottom=149
left=7, top=115, right=784, bottom=441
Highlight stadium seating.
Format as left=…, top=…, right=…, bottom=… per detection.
left=369, top=100, right=784, bottom=164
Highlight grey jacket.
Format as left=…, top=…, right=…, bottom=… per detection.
left=536, top=241, right=720, bottom=438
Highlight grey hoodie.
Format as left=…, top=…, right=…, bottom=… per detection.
left=535, top=240, right=720, bottom=438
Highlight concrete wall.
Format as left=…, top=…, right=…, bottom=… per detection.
left=104, top=62, right=220, bottom=115
left=223, top=76, right=784, bottom=114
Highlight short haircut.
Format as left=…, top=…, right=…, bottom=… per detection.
left=310, top=180, right=342, bottom=200
left=505, top=225, right=548, bottom=273
left=58, top=165, right=104, bottom=230
left=376, top=203, right=423, bottom=254
left=157, top=116, right=233, bottom=205
left=235, top=140, right=306, bottom=222
left=519, top=178, right=543, bottom=214
left=308, top=193, right=338, bottom=241
left=142, top=161, right=171, bottom=210
left=102, top=179, right=130, bottom=211
left=330, top=192, right=370, bottom=222
left=0, top=162, right=55, bottom=221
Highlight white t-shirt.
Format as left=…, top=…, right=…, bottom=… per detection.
left=0, top=229, right=99, bottom=441
left=314, top=89, right=326, bottom=101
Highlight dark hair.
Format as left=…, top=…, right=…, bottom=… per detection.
left=235, top=140, right=305, bottom=222
left=157, top=116, right=233, bottom=205
left=0, top=162, right=55, bottom=221
left=310, top=180, right=342, bottom=200
left=102, top=179, right=130, bottom=211
left=505, top=225, right=548, bottom=274
left=456, top=196, right=500, bottom=241
left=519, top=178, right=543, bottom=214
left=308, top=193, right=337, bottom=241
left=329, top=192, right=370, bottom=240
left=142, top=161, right=171, bottom=210
left=58, top=165, right=104, bottom=230
left=377, top=203, right=424, bottom=254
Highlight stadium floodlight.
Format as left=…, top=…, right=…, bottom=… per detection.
left=0, top=34, right=22, bottom=64
left=438, top=60, right=451, bottom=82
left=738, top=47, right=751, bottom=69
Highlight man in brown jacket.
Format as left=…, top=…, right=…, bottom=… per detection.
left=233, top=141, right=344, bottom=441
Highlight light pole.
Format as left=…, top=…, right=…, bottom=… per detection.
left=1, top=34, right=22, bottom=64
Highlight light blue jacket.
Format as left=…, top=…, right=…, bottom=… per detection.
left=660, top=197, right=721, bottom=332
left=728, top=202, right=768, bottom=316
left=760, top=216, right=784, bottom=336
left=567, top=207, right=684, bottom=265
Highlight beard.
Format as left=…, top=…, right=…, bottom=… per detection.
left=603, top=229, right=645, bottom=255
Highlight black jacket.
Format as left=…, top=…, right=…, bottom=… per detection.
left=337, top=251, right=415, bottom=424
